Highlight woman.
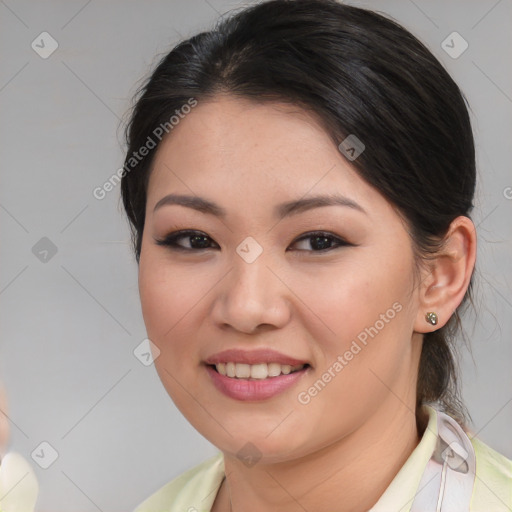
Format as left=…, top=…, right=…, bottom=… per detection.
left=120, top=1, right=512, bottom=510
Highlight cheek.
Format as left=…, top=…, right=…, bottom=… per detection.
left=138, top=252, right=197, bottom=350
left=293, top=248, right=416, bottom=399
left=138, top=249, right=225, bottom=368
left=138, top=253, right=206, bottom=412
left=139, top=265, right=177, bottom=341
left=287, top=257, right=415, bottom=436
left=293, top=255, right=411, bottom=344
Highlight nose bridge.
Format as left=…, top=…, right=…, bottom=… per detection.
left=233, top=238, right=271, bottom=295
left=231, top=235, right=276, bottom=306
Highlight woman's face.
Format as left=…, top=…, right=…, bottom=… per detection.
left=138, top=95, right=423, bottom=463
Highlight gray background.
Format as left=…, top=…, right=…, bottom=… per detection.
left=0, top=0, right=511, bottom=510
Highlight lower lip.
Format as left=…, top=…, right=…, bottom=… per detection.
left=205, top=365, right=309, bottom=401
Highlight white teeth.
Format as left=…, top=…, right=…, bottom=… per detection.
left=281, top=364, right=291, bottom=375
left=226, top=362, right=236, bottom=378
left=235, top=363, right=251, bottom=378
left=214, top=362, right=305, bottom=379
left=250, top=363, right=268, bottom=379
left=267, top=363, right=281, bottom=377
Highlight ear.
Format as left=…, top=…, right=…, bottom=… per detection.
left=414, top=216, right=476, bottom=333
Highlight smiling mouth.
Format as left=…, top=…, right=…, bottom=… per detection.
left=209, top=362, right=309, bottom=380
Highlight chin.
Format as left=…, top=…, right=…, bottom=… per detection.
left=198, top=418, right=312, bottom=464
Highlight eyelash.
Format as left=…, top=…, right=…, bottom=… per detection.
left=153, top=230, right=351, bottom=253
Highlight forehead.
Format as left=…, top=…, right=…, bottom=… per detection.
left=146, top=95, right=380, bottom=213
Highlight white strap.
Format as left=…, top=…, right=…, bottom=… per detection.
left=410, top=409, right=476, bottom=512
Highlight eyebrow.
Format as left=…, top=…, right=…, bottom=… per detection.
left=152, top=193, right=366, bottom=218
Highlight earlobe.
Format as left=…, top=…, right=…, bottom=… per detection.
left=414, top=216, right=476, bottom=333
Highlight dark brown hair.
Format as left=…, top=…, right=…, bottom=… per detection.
left=120, top=0, right=475, bottom=425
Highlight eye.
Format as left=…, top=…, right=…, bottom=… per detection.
left=288, top=231, right=350, bottom=252
left=154, top=230, right=219, bottom=251
left=154, top=230, right=350, bottom=253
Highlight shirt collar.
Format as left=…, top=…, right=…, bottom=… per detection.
left=369, top=404, right=439, bottom=512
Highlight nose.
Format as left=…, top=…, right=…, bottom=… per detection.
left=211, top=247, right=292, bottom=334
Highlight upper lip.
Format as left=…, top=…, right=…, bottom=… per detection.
left=204, top=348, right=309, bottom=366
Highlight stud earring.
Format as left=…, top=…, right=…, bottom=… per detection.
left=425, top=312, right=438, bottom=326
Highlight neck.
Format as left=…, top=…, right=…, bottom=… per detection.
left=218, top=400, right=422, bottom=512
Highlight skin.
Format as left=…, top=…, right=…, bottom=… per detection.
left=138, top=94, right=476, bottom=512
